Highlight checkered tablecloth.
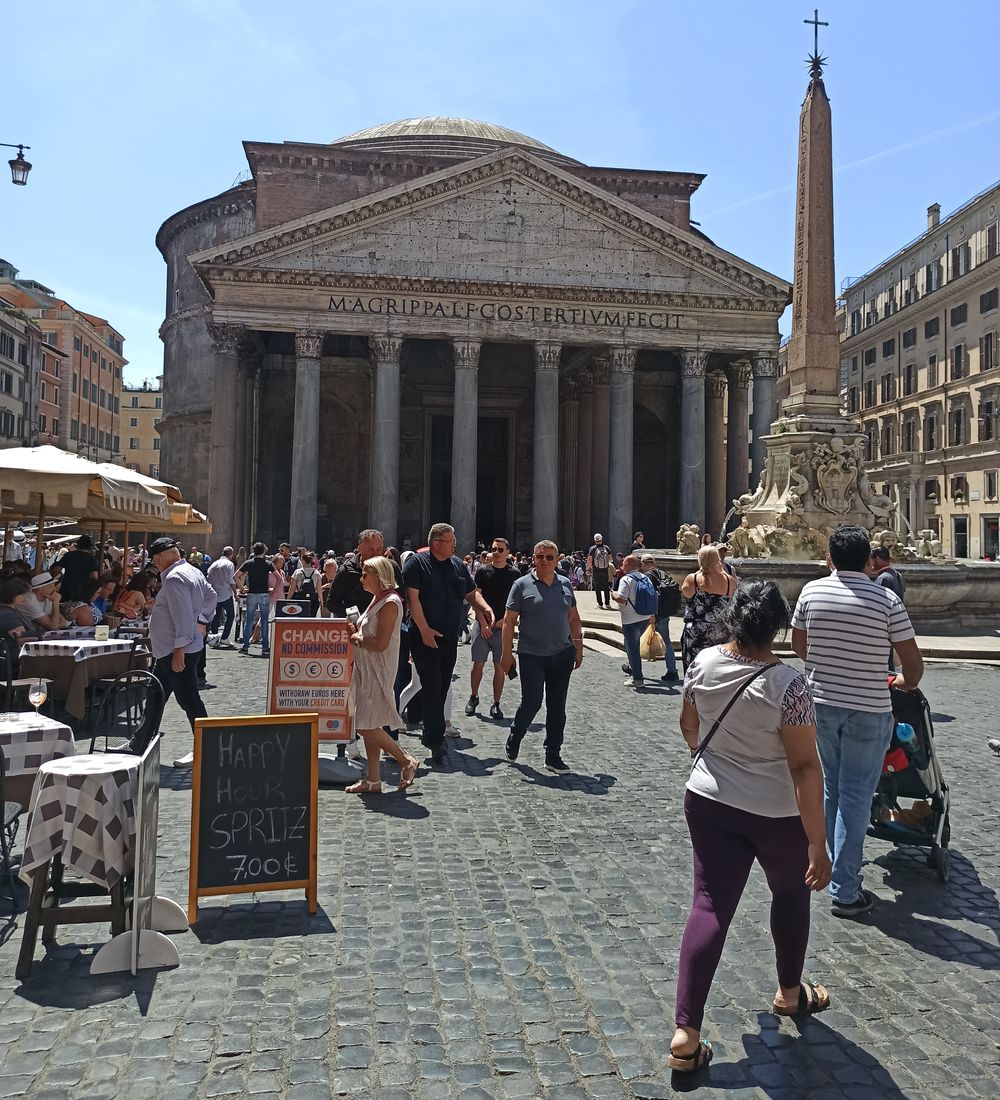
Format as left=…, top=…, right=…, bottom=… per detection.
left=19, top=753, right=138, bottom=890
left=0, top=713, right=76, bottom=777
left=20, top=638, right=134, bottom=662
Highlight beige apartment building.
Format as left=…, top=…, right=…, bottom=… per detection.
left=840, top=183, right=1000, bottom=559
left=122, top=380, right=162, bottom=478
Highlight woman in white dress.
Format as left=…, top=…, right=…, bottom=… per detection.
left=346, top=556, right=419, bottom=794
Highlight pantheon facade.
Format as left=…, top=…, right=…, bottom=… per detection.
left=156, top=118, right=789, bottom=553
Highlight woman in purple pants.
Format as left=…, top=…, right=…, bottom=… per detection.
left=669, top=581, right=831, bottom=1073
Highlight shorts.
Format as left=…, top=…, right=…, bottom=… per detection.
left=470, top=620, right=502, bottom=664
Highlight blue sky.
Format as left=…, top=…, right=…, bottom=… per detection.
left=4, top=0, right=999, bottom=385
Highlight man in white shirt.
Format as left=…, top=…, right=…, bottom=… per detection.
left=206, top=546, right=238, bottom=647
left=611, top=554, right=654, bottom=689
left=792, top=524, right=923, bottom=919
left=19, top=571, right=66, bottom=632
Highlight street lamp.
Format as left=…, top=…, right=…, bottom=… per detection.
left=1, top=143, right=32, bottom=186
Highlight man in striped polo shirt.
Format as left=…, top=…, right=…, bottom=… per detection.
left=791, top=525, right=923, bottom=918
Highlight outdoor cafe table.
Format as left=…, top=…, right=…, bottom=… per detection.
left=18, top=638, right=135, bottom=721
left=16, top=753, right=138, bottom=979
left=0, top=711, right=76, bottom=809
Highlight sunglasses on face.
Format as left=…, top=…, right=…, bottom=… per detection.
left=491, top=546, right=506, bottom=552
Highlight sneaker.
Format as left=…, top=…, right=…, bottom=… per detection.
left=623, top=677, right=637, bottom=687
left=172, top=750, right=194, bottom=768
left=545, top=756, right=571, bottom=775
left=489, top=702, right=504, bottom=720
left=830, top=888, right=875, bottom=918
left=661, top=671, right=680, bottom=683
left=464, top=695, right=479, bottom=717
left=239, top=647, right=249, bottom=655
left=445, top=721, right=461, bottom=737
left=505, top=731, right=523, bottom=762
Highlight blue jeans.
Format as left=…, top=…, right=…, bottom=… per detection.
left=814, top=704, right=893, bottom=904
left=622, top=619, right=647, bottom=681
left=242, top=592, right=272, bottom=654
left=655, top=615, right=678, bottom=677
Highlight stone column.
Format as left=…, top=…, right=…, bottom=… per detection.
left=664, top=371, right=681, bottom=541
left=232, top=336, right=261, bottom=546
left=560, top=378, right=579, bottom=547
left=679, top=350, right=708, bottom=532
left=207, top=322, right=244, bottom=553
left=533, top=342, right=561, bottom=542
left=590, top=355, right=611, bottom=541
left=575, top=370, right=594, bottom=548
left=750, top=353, right=779, bottom=487
left=725, top=360, right=752, bottom=517
left=369, top=335, right=403, bottom=543
left=705, top=372, right=728, bottom=539
left=289, top=332, right=323, bottom=549
left=450, top=340, right=481, bottom=552
left=608, top=348, right=637, bottom=554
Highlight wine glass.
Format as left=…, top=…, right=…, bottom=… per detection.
left=28, top=678, right=47, bottom=716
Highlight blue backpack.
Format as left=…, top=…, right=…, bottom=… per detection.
left=628, top=572, right=659, bottom=616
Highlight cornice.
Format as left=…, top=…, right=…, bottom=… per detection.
left=156, top=186, right=255, bottom=255
left=197, top=268, right=785, bottom=315
left=190, top=147, right=790, bottom=303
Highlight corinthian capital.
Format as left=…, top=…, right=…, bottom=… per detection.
left=369, top=335, right=403, bottom=363
left=534, top=342, right=562, bottom=371
left=609, top=347, right=637, bottom=375
left=752, top=353, right=779, bottom=380
left=295, top=331, right=324, bottom=359
left=207, top=322, right=245, bottom=355
left=728, top=359, right=753, bottom=390
left=706, top=372, right=728, bottom=399
left=452, top=339, right=481, bottom=370
left=590, top=353, right=610, bottom=385
left=681, top=350, right=708, bottom=378
left=576, top=368, right=593, bottom=395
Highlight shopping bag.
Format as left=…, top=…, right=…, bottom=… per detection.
left=639, top=622, right=666, bottom=660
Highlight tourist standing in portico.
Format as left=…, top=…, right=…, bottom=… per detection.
left=403, top=523, right=494, bottom=766
left=501, top=540, right=583, bottom=775
left=465, top=536, right=519, bottom=720
left=586, top=534, right=613, bottom=608
left=147, top=536, right=218, bottom=767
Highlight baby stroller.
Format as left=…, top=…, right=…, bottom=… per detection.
left=868, top=683, right=952, bottom=882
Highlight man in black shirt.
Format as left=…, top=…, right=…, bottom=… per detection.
left=328, top=529, right=385, bottom=616
left=403, top=522, right=494, bottom=765
left=59, top=534, right=99, bottom=602
left=465, top=537, right=519, bottom=720
left=235, top=542, right=275, bottom=656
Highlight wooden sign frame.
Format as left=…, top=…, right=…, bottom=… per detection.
left=188, top=713, right=319, bottom=924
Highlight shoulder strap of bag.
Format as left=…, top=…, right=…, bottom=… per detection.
left=691, top=662, right=779, bottom=766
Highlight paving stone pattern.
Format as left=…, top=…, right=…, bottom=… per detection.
left=1, top=642, right=999, bottom=1098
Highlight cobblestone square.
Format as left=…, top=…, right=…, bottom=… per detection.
left=1, top=642, right=998, bottom=1099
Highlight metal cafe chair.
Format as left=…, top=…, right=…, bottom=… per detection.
left=2, top=636, right=52, bottom=713
left=89, top=670, right=165, bottom=756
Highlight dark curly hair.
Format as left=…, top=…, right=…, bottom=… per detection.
left=717, top=580, right=790, bottom=650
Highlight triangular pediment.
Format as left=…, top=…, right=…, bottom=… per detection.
left=190, top=148, right=789, bottom=308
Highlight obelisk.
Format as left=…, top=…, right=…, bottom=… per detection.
left=739, top=14, right=890, bottom=555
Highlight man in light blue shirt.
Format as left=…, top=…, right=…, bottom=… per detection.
left=148, top=536, right=217, bottom=767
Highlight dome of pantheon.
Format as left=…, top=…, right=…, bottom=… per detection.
left=331, top=116, right=582, bottom=166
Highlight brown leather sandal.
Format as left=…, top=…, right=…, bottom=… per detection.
left=773, top=980, right=830, bottom=1016
left=667, top=1040, right=713, bottom=1072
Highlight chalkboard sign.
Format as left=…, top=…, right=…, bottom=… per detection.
left=188, top=714, right=318, bottom=923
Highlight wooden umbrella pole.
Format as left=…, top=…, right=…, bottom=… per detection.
left=123, top=521, right=131, bottom=584
left=2, top=521, right=9, bottom=564
left=35, top=499, right=45, bottom=576
left=99, top=521, right=107, bottom=564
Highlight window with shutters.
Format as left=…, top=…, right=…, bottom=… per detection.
left=864, top=380, right=876, bottom=407
left=951, top=343, right=967, bottom=380
left=982, top=332, right=997, bottom=372
left=71, top=372, right=77, bottom=393
left=980, top=399, right=996, bottom=441
left=881, top=421, right=895, bottom=456
left=130, top=416, right=138, bottom=427
left=926, top=261, right=942, bottom=292
left=903, top=418, right=916, bottom=452
left=903, top=362, right=916, bottom=395
left=924, top=414, right=938, bottom=451
left=925, top=317, right=940, bottom=339
left=848, top=386, right=859, bottom=413
left=986, top=470, right=998, bottom=502
left=884, top=288, right=897, bottom=317
left=981, top=288, right=998, bottom=314
left=904, top=275, right=919, bottom=306
left=864, top=423, right=877, bottom=460
left=882, top=338, right=895, bottom=358
left=82, top=378, right=90, bottom=400
left=851, top=355, right=858, bottom=373
left=902, top=327, right=917, bottom=348
left=73, top=336, right=81, bottom=351
left=129, top=438, right=139, bottom=450
left=850, top=309, right=861, bottom=335
left=98, top=430, right=105, bottom=448
left=880, top=373, right=894, bottom=403
left=948, top=406, right=966, bottom=446
left=89, top=425, right=96, bottom=444
left=951, top=303, right=968, bottom=326
left=864, top=347, right=877, bottom=366
left=988, top=223, right=998, bottom=261
left=865, top=305, right=879, bottom=327
left=951, top=243, right=972, bottom=278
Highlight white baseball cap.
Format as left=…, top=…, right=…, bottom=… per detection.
left=593, top=533, right=603, bottom=541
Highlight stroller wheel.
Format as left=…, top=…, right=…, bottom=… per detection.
left=926, top=849, right=937, bottom=869
left=936, top=846, right=950, bottom=883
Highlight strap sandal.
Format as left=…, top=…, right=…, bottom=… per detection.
left=667, top=1039, right=713, bottom=1072
left=773, top=980, right=830, bottom=1016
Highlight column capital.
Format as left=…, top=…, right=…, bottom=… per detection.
left=370, top=334, right=403, bottom=363
left=751, top=353, right=779, bottom=379
left=563, top=377, right=578, bottom=400
left=591, top=353, right=610, bottom=385
left=452, top=339, right=481, bottom=370
left=681, top=350, right=709, bottom=378
left=534, top=342, right=562, bottom=371
left=207, top=322, right=245, bottom=355
left=728, top=359, right=753, bottom=389
left=576, top=368, right=593, bottom=394
left=609, top=347, right=637, bottom=375
left=295, top=331, right=324, bottom=360
left=706, top=371, right=728, bottom=399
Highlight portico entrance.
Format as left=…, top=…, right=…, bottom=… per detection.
left=428, top=414, right=511, bottom=546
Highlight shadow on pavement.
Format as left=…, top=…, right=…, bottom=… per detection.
left=669, top=1012, right=908, bottom=1096
left=158, top=763, right=192, bottom=792
left=513, top=762, right=617, bottom=795
left=191, top=902, right=335, bottom=944
left=354, top=791, right=430, bottom=819
left=15, top=948, right=161, bottom=1013
left=868, top=846, right=1000, bottom=969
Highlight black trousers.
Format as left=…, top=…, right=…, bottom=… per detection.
left=409, top=633, right=458, bottom=752
left=155, top=652, right=208, bottom=733
left=593, top=574, right=611, bottom=606
left=510, top=646, right=576, bottom=757
left=211, top=596, right=235, bottom=641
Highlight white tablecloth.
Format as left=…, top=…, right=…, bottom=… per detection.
left=0, top=712, right=76, bottom=777
left=20, top=638, right=134, bottom=663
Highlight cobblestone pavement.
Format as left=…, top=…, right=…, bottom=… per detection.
left=1, top=640, right=999, bottom=1099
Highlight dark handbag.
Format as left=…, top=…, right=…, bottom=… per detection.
left=691, top=663, right=778, bottom=765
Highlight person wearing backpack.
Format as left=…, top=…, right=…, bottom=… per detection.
left=586, top=534, right=614, bottom=609
left=611, top=553, right=659, bottom=688
left=288, top=551, right=321, bottom=615
left=641, top=553, right=681, bottom=683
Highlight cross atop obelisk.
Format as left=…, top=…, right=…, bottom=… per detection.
left=783, top=8, right=840, bottom=418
